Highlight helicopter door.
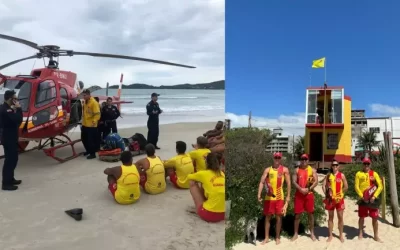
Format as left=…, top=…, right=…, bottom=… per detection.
left=32, top=80, right=58, bottom=127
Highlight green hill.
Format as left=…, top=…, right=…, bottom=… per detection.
left=108, top=80, right=224, bottom=90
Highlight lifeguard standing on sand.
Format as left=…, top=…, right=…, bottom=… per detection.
left=322, top=159, right=348, bottom=242
left=291, top=154, right=318, bottom=241
left=355, top=157, right=383, bottom=242
left=257, top=152, right=291, bottom=245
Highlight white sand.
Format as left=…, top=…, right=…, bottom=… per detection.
left=0, top=122, right=224, bottom=250
left=233, top=174, right=400, bottom=250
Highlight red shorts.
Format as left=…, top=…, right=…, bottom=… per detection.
left=358, top=205, right=379, bottom=218
left=139, top=174, right=147, bottom=188
left=324, top=198, right=345, bottom=211
left=263, top=200, right=284, bottom=215
left=294, top=192, right=314, bottom=214
left=197, top=206, right=225, bottom=223
left=169, top=172, right=182, bottom=189
left=108, top=182, right=117, bottom=197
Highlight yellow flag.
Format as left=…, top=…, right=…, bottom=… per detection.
left=312, top=57, right=325, bottom=68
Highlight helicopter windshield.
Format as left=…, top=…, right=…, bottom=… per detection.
left=0, top=79, right=32, bottom=112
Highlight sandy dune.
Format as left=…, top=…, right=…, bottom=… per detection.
left=0, top=122, right=224, bottom=250
left=233, top=174, right=400, bottom=250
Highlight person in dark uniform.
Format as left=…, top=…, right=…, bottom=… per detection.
left=146, top=93, right=162, bottom=149
left=101, top=97, right=120, bottom=139
left=0, top=90, right=23, bottom=191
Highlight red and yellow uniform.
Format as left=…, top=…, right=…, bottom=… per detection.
left=294, top=165, right=315, bottom=214
left=140, top=157, right=166, bottom=195
left=164, top=154, right=194, bottom=189
left=263, top=166, right=285, bottom=215
left=189, top=148, right=211, bottom=172
left=324, top=172, right=345, bottom=211
left=355, top=170, right=383, bottom=218
left=187, top=170, right=225, bottom=223
left=108, top=164, right=141, bottom=205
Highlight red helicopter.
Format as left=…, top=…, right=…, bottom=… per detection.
left=0, top=34, right=195, bottom=163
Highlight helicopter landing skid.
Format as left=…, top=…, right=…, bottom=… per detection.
left=42, top=134, right=84, bottom=163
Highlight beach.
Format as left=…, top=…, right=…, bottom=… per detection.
left=233, top=174, right=400, bottom=250
left=0, top=122, right=224, bottom=250
left=94, top=89, right=225, bottom=128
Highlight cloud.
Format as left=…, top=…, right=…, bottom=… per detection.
left=0, top=0, right=224, bottom=87
left=226, top=112, right=306, bottom=136
left=369, top=104, right=400, bottom=116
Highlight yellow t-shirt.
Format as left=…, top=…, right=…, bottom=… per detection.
left=145, top=156, right=166, bottom=194
left=82, top=97, right=100, bottom=127
left=187, top=170, right=225, bottom=213
left=189, top=148, right=211, bottom=172
left=264, top=166, right=285, bottom=201
left=115, top=164, right=141, bottom=205
left=164, top=154, right=194, bottom=188
left=355, top=170, right=383, bottom=199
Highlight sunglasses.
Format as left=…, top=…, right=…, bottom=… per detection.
left=332, top=164, right=339, bottom=167
left=274, top=157, right=281, bottom=160
left=363, top=163, right=370, bottom=166
left=301, top=158, right=308, bottom=161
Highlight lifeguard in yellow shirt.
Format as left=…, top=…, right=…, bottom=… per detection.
left=189, top=136, right=211, bottom=172
left=103, top=151, right=141, bottom=205
left=354, top=157, right=383, bottom=242
left=164, top=141, right=194, bottom=189
left=81, top=89, right=101, bottom=159
left=187, top=152, right=225, bottom=223
left=135, top=144, right=166, bottom=195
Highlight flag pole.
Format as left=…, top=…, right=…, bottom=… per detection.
left=309, top=67, right=312, bottom=87
left=322, top=57, right=327, bottom=170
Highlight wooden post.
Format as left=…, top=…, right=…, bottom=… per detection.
left=225, top=119, right=231, bottom=130
left=381, top=177, right=386, bottom=220
left=248, top=111, right=252, bottom=128
left=383, top=132, right=400, bottom=227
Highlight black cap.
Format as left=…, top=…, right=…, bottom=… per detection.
left=151, top=93, right=160, bottom=97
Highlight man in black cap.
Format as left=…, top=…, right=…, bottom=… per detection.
left=0, top=90, right=23, bottom=191
left=146, top=93, right=162, bottom=149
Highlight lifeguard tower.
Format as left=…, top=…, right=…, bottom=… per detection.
left=304, top=85, right=352, bottom=167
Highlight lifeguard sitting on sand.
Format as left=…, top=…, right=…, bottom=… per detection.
left=203, top=121, right=224, bottom=139
left=103, top=151, right=141, bottom=205
left=163, top=141, right=195, bottom=189
left=135, top=144, right=167, bottom=195
left=190, top=136, right=211, bottom=172
left=187, top=152, right=225, bottom=223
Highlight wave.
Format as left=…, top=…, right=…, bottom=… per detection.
left=121, top=95, right=200, bottom=100
left=121, top=105, right=224, bottom=115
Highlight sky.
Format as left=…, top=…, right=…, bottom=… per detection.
left=226, top=0, right=400, bottom=135
left=0, top=0, right=224, bottom=87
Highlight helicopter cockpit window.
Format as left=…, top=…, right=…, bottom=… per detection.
left=1, top=79, right=32, bottom=112
left=35, top=80, right=57, bottom=108
left=60, top=88, right=68, bottom=108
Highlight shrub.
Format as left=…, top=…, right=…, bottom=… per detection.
left=225, top=128, right=326, bottom=250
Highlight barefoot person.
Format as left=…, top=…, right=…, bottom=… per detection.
left=355, top=157, right=383, bottom=242
left=190, top=136, right=211, bottom=172
left=291, top=154, right=318, bottom=241
left=322, top=159, right=348, bottom=242
left=135, top=144, right=166, bottom=195
left=164, top=141, right=194, bottom=189
left=187, top=152, right=225, bottom=222
left=257, top=152, right=291, bottom=245
left=103, top=151, right=141, bottom=204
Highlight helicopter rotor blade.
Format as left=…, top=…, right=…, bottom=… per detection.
left=0, top=34, right=41, bottom=50
left=71, top=51, right=196, bottom=69
left=0, top=55, right=40, bottom=70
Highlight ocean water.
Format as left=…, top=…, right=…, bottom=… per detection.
left=93, top=89, right=225, bottom=128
